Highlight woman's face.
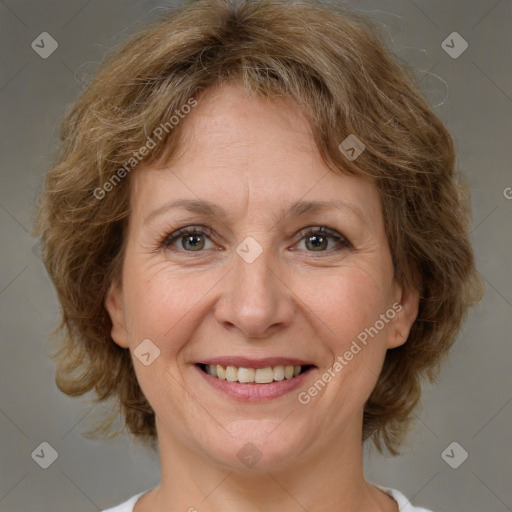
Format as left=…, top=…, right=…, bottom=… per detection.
left=106, top=83, right=418, bottom=471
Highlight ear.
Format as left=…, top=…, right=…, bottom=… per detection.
left=386, top=280, right=420, bottom=349
left=105, top=278, right=129, bottom=349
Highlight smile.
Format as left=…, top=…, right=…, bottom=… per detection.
left=195, top=359, right=316, bottom=401
left=198, top=363, right=312, bottom=384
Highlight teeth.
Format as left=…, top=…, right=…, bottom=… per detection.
left=225, top=366, right=238, bottom=382
left=237, top=367, right=255, bottom=383
left=216, top=365, right=226, bottom=380
left=284, top=365, right=294, bottom=379
left=255, top=367, right=274, bottom=383
left=203, top=364, right=307, bottom=384
left=273, top=365, right=284, bottom=381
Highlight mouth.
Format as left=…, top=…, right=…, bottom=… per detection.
left=197, top=363, right=314, bottom=384
left=194, top=358, right=316, bottom=402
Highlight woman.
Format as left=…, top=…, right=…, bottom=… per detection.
left=33, top=0, right=483, bottom=510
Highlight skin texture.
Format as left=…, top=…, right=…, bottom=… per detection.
left=106, top=83, right=419, bottom=512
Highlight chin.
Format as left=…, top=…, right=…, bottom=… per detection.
left=200, top=419, right=313, bottom=473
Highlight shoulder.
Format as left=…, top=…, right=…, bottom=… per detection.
left=375, top=485, right=435, bottom=512
left=101, top=490, right=150, bottom=512
left=100, top=486, right=434, bottom=512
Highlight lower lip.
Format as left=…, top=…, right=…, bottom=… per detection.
left=195, top=365, right=315, bottom=402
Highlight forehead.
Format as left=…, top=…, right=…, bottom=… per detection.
left=130, top=83, right=381, bottom=227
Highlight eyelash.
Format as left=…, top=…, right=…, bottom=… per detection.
left=158, top=225, right=352, bottom=255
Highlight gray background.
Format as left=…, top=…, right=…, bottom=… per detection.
left=0, top=0, right=511, bottom=511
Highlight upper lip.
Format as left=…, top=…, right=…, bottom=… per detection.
left=198, top=357, right=315, bottom=369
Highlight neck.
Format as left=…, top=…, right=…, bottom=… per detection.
left=136, top=414, right=396, bottom=512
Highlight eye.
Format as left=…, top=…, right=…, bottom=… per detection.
left=160, top=226, right=216, bottom=252
left=293, top=226, right=352, bottom=253
left=160, top=225, right=352, bottom=254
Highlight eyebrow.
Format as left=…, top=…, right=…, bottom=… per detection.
left=143, top=198, right=367, bottom=226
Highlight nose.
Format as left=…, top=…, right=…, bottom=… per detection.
left=213, top=242, right=295, bottom=339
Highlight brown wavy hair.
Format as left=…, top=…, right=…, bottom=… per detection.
left=32, top=0, right=483, bottom=455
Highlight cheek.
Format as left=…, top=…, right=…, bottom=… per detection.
left=304, top=267, right=393, bottom=343
left=121, top=257, right=215, bottom=351
left=307, top=276, right=391, bottom=402
left=300, top=267, right=394, bottom=398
